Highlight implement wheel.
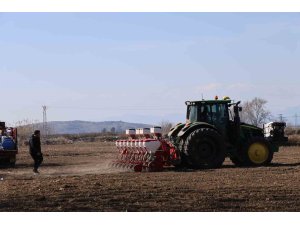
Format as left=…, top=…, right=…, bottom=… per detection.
left=243, top=137, right=273, bottom=166
left=184, top=128, right=225, bottom=169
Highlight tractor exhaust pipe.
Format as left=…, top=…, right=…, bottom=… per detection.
left=233, top=101, right=242, bottom=139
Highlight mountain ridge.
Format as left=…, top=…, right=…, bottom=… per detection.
left=44, top=120, right=154, bottom=134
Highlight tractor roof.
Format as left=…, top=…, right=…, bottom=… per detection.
left=186, top=99, right=232, bottom=105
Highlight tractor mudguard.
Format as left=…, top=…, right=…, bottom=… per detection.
left=168, top=123, right=185, bottom=138
left=177, top=122, right=218, bottom=139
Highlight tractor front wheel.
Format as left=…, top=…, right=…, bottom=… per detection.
left=243, top=137, right=273, bottom=166
left=184, top=128, right=225, bottom=169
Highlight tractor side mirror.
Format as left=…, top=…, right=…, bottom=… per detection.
left=239, top=107, right=242, bottom=112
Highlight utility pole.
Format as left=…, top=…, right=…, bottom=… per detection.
left=42, top=105, right=48, bottom=138
left=279, top=114, right=283, bottom=122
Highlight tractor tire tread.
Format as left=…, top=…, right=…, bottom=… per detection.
left=183, top=128, right=225, bottom=169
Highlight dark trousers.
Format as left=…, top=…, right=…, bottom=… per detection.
left=30, top=153, right=43, bottom=170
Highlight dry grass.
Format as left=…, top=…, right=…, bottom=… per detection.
left=287, top=135, right=300, bottom=146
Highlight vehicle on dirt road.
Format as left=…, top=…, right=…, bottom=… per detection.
left=114, top=97, right=287, bottom=172
left=0, top=121, right=18, bottom=167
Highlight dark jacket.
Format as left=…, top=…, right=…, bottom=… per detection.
left=29, top=134, right=41, bottom=155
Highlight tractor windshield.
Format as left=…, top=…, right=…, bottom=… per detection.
left=187, top=103, right=229, bottom=127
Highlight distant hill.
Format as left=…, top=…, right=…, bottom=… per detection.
left=45, top=120, right=153, bottom=135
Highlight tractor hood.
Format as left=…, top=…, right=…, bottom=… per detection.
left=240, top=122, right=263, bottom=131
left=240, top=122, right=264, bottom=137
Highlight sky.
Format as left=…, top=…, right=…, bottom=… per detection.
left=1, top=13, right=300, bottom=125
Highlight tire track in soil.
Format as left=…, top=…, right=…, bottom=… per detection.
left=1, top=144, right=300, bottom=211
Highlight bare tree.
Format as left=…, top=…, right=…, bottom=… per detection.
left=241, top=97, right=271, bottom=127
left=159, top=120, right=174, bottom=135
left=110, top=127, right=116, bottom=133
left=14, top=119, right=41, bottom=145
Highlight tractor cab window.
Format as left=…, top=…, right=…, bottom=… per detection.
left=187, top=105, right=198, bottom=123
left=199, top=105, right=211, bottom=123
left=187, top=104, right=212, bottom=123
left=211, top=104, right=228, bottom=127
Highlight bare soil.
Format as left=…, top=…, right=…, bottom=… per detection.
left=0, top=142, right=300, bottom=212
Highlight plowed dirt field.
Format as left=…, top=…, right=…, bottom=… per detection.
left=1, top=142, right=300, bottom=212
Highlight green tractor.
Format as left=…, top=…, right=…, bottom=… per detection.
left=168, top=97, right=287, bottom=169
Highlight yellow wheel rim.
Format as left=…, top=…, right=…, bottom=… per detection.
left=248, top=142, right=269, bottom=164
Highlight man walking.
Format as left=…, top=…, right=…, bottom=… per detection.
left=29, top=130, right=43, bottom=174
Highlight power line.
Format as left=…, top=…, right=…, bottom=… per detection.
left=276, top=113, right=300, bottom=127
left=278, top=114, right=285, bottom=122
left=277, top=114, right=300, bottom=119
left=48, top=106, right=183, bottom=111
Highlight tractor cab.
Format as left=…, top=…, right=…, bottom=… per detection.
left=185, top=97, right=244, bottom=145
left=186, top=100, right=230, bottom=124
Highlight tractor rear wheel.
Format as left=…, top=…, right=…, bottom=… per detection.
left=243, top=137, right=273, bottom=166
left=184, top=128, right=225, bottom=169
left=173, top=138, right=188, bottom=169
